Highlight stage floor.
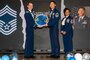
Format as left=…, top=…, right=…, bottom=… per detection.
left=1, top=51, right=90, bottom=60
left=19, top=54, right=65, bottom=60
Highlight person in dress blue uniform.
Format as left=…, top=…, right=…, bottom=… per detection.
left=24, top=2, right=35, bottom=58
left=60, top=8, right=73, bottom=54
left=73, top=7, right=90, bottom=49
left=45, top=1, right=60, bottom=58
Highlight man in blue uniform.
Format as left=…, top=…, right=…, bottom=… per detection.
left=45, top=1, right=60, bottom=58
left=24, top=2, right=35, bottom=58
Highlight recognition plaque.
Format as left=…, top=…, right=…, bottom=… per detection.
left=35, top=12, right=49, bottom=27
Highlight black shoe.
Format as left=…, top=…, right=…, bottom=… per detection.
left=50, top=55, right=60, bottom=58
left=24, top=56, right=36, bottom=58
left=52, top=56, right=60, bottom=58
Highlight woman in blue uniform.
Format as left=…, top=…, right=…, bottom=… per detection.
left=60, top=8, right=73, bottom=54
left=45, top=1, right=60, bottom=58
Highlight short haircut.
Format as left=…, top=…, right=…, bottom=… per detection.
left=27, top=2, right=33, bottom=5
left=50, top=1, right=56, bottom=5
left=63, top=8, right=71, bottom=14
left=78, top=7, right=86, bottom=11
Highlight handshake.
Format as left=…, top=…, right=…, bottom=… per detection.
left=37, top=24, right=48, bottom=28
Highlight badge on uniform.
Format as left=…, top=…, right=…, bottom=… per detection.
left=52, top=13, right=55, bottom=16
left=82, top=20, right=87, bottom=25
left=82, top=20, right=87, bottom=28
left=67, top=19, right=70, bottom=23
left=52, top=13, right=55, bottom=18
left=55, top=13, right=59, bottom=17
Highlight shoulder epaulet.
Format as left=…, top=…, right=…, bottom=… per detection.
left=25, top=11, right=29, bottom=13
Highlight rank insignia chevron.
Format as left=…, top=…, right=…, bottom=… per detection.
left=0, top=5, right=17, bottom=35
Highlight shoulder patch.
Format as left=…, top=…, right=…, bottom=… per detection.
left=55, top=13, right=59, bottom=17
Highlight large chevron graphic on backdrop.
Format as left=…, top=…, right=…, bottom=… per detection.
left=0, top=5, right=17, bottom=35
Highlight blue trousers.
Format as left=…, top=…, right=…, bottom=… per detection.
left=24, top=27, right=34, bottom=56
left=49, top=27, right=60, bottom=56
left=63, top=34, right=73, bottom=54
